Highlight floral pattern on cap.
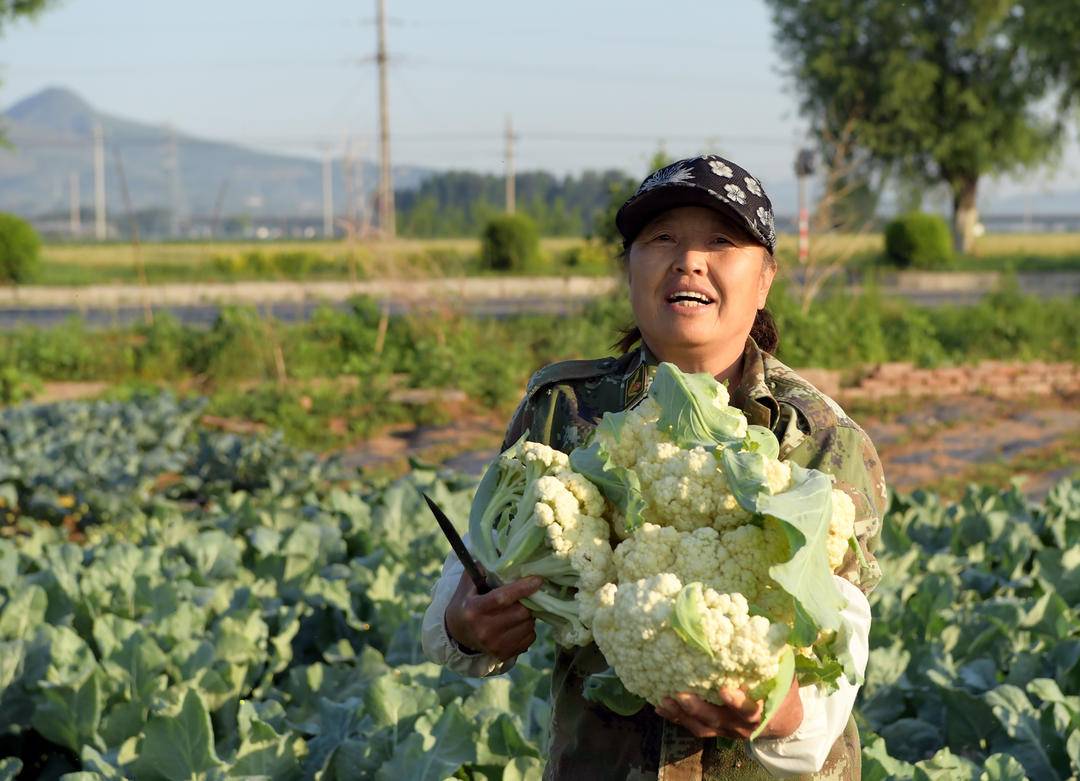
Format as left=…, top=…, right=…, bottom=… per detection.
left=757, top=206, right=776, bottom=245
left=724, top=184, right=747, bottom=205
left=745, top=176, right=763, bottom=197
left=709, top=159, right=734, bottom=178
left=640, top=163, right=694, bottom=191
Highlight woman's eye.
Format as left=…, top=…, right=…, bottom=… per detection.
left=712, top=235, right=733, bottom=246
left=652, top=232, right=674, bottom=242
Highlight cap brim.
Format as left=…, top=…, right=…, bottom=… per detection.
left=615, top=183, right=764, bottom=247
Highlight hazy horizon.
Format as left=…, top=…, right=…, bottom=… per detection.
left=2, top=0, right=1079, bottom=214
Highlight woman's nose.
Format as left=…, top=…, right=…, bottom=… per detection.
left=673, top=249, right=708, bottom=275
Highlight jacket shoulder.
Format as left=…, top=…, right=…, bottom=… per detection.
left=764, top=354, right=855, bottom=433
left=524, top=354, right=629, bottom=397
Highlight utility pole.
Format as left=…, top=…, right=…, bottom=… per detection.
left=375, top=0, right=395, bottom=238
left=794, top=148, right=815, bottom=264
left=505, top=115, right=516, bottom=214
left=93, top=122, right=107, bottom=240
left=322, top=149, right=334, bottom=238
left=165, top=125, right=186, bottom=238
left=69, top=171, right=81, bottom=237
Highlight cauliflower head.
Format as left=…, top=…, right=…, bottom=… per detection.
left=470, top=437, right=615, bottom=647
left=612, top=522, right=789, bottom=604
left=592, top=574, right=788, bottom=706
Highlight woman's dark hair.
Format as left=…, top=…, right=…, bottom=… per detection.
left=613, top=242, right=780, bottom=355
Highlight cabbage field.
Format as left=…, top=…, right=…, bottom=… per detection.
left=0, top=394, right=1077, bottom=780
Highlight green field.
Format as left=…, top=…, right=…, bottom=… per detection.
left=30, top=232, right=1080, bottom=286
left=35, top=237, right=598, bottom=285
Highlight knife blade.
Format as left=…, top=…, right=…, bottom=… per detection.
left=420, top=491, right=493, bottom=594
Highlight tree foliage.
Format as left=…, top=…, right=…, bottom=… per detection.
left=396, top=169, right=633, bottom=238
left=0, top=0, right=55, bottom=31
left=765, top=0, right=1080, bottom=253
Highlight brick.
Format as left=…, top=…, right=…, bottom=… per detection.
left=873, top=362, right=916, bottom=380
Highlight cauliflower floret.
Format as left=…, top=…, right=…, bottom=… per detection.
left=613, top=522, right=789, bottom=603
left=633, top=442, right=750, bottom=533
left=557, top=468, right=606, bottom=518
left=520, top=441, right=570, bottom=472
left=762, top=457, right=793, bottom=494
left=528, top=474, right=615, bottom=592
left=598, top=398, right=662, bottom=470
left=592, top=574, right=788, bottom=706
left=827, top=489, right=856, bottom=572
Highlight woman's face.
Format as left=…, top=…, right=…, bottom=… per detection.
left=627, top=206, right=775, bottom=364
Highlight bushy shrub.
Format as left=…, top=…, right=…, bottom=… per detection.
left=191, top=307, right=278, bottom=381
left=0, top=363, right=39, bottom=404
left=479, top=213, right=541, bottom=272
left=884, top=212, right=954, bottom=269
left=133, top=312, right=190, bottom=379
left=556, top=241, right=616, bottom=275
left=0, top=212, right=42, bottom=284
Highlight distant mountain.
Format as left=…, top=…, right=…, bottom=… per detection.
left=0, top=86, right=430, bottom=229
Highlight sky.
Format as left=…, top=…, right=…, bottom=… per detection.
left=2, top=0, right=1079, bottom=211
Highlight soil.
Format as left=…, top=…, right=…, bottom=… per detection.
left=855, top=391, right=1080, bottom=498
left=334, top=379, right=1080, bottom=499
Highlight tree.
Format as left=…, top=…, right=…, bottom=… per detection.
left=765, top=0, right=1080, bottom=253
left=0, top=0, right=54, bottom=31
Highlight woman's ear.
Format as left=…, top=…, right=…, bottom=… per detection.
left=757, top=254, right=776, bottom=309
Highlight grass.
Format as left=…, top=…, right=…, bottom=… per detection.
left=775, top=231, right=1080, bottom=274
left=35, top=237, right=595, bottom=285
left=30, top=232, right=1080, bottom=286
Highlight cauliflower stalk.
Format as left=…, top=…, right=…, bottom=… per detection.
left=469, top=436, right=614, bottom=647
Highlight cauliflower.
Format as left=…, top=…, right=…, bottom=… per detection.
left=612, top=522, right=788, bottom=605
left=591, top=574, right=788, bottom=706
left=568, top=362, right=861, bottom=725
left=469, top=438, right=614, bottom=647
left=827, top=489, right=856, bottom=573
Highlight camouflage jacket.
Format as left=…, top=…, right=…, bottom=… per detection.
left=501, top=338, right=886, bottom=781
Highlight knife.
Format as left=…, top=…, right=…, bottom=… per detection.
left=420, top=491, right=493, bottom=594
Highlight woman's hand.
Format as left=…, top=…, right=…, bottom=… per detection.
left=654, top=676, right=803, bottom=740
left=444, top=572, right=544, bottom=661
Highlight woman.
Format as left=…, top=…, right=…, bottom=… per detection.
left=422, top=155, right=885, bottom=780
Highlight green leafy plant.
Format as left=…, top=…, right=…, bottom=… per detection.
left=884, top=212, right=954, bottom=269
left=479, top=213, right=542, bottom=272
left=0, top=213, right=42, bottom=284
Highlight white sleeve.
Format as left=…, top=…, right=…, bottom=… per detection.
left=420, top=537, right=517, bottom=678
left=748, top=576, right=871, bottom=778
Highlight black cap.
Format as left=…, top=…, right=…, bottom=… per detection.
left=615, top=155, right=777, bottom=253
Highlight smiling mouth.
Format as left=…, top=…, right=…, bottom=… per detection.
left=666, top=291, right=715, bottom=308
